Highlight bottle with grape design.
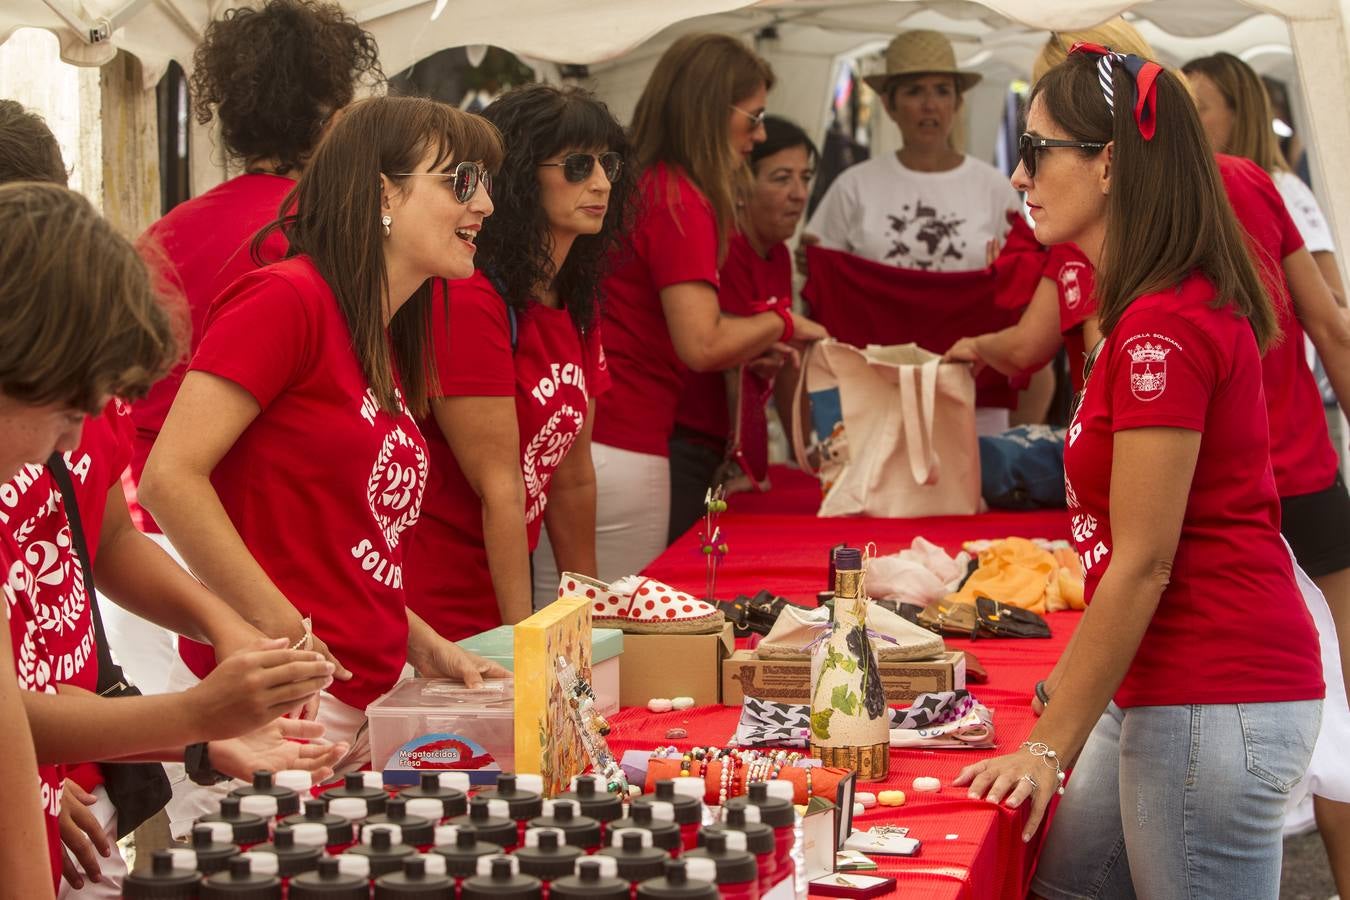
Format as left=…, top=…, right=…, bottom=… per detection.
left=808, top=547, right=889, bottom=780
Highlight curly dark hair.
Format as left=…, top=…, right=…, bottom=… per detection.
left=476, top=84, right=635, bottom=335
left=191, top=0, right=383, bottom=174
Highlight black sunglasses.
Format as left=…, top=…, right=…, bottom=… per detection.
left=538, top=152, right=623, bottom=184
left=1069, top=338, right=1105, bottom=422
left=391, top=161, right=491, bottom=204
left=1018, top=132, right=1107, bottom=179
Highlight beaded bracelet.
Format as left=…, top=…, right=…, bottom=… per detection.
left=1021, top=740, right=1067, bottom=795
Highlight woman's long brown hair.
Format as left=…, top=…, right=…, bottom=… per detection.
left=1182, top=53, right=1290, bottom=174
left=628, top=33, right=774, bottom=261
left=255, top=95, right=503, bottom=417
left=1032, top=53, right=1278, bottom=351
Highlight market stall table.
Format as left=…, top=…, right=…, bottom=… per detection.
left=608, top=506, right=1076, bottom=900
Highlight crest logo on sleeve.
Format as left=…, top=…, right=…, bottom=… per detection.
left=1128, top=341, right=1170, bottom=401
left=1058, top=261, right=1087, bottom=310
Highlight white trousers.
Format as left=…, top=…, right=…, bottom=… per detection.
left=532, top=442, right=670, bottom=610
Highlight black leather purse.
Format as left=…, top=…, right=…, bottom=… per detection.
left=974, top=596, right=1052, bottom=639
left=46, top=454, right=172, bottom=838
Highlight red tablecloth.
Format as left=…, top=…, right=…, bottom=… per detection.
left=609, top=507, right=1076, bottom=900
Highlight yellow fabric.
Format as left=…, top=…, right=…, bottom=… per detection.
left=945, top=537, right=1085, bottom=614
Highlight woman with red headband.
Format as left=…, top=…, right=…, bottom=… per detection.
left=955, top=47, right=1322, bottom=897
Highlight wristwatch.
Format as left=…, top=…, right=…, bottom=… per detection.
left=185, top=742, right=228, bottom=786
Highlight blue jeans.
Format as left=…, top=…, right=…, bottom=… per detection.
left=1032, top=699, right=1322, bottom=900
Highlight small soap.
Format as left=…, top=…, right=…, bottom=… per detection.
left=671, top=696, right=695, bottom=710
left=912, top=777, right=941, bottom=793
left=856, top=792, right=877, bottom=809
left=647, top=698, right=673, bottom=713
left=877, top=790, right=906, bottom=807
left=852, top=803, right=865, bottom=818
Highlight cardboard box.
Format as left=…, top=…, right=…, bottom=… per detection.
left=721, top=650, right=965, bottom=707
left=619, top=621, right=735, bottom=707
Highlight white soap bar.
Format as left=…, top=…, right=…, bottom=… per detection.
left=852, top=803, right=865, bottom=818
left=856, top=792, right=877, bottom=809
left=671, top=696, right=695, bottom=710
left=647, top=698, right=673, bottom=713
left=912, top=777, right=941, bottom=793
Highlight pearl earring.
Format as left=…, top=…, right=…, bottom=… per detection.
left=381, top=214, right=392, bottom=237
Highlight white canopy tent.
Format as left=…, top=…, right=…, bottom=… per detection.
left=2, top=0, right=1347, bottom=258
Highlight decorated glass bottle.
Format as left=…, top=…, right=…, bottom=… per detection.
left=808, top=547, right=889, bottom=779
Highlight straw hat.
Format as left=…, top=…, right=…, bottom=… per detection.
left=863, top=30, right=982, bottom=96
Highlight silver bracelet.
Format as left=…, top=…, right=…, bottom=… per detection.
left=1021, top=740, right=1067, bottom=795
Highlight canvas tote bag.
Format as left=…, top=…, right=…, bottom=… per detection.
left=792, top=340, right=980, bottom=517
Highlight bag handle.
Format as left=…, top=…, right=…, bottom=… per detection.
left=790, top=341, right=819, bottom=474
left=899, top=358, right=941, bottom=486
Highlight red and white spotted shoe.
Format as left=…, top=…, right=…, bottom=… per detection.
left=558, top=572, right=725, bottom=634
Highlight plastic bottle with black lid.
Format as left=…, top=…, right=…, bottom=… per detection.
left=373, top=855, right=455, bottom=898
left=122, top=849, right=202, bottom=900
left=526, top=800, right=601, bottom=850
left=281, top=798, right=354, bottom=849
left=702, top=812, right=777, bottom=898
left=188, top=824, right=240, bottom=875
left=229, top=771, right=300, bottom=818
left=609, top=801, right=681, bottom=853
left=554, top=775, right=623, bottom=824
left=550, top=858, right=631, bottom=900
left=289, top=857, right=370, bottom=900
left=448, top=797, right=519, bottom=849
left=250, top=825, right=323, bottom=877
left=635, top=859, right=719, bottom=900
left=651, top=781, right=701, bottom=826
left=398, top=771, right=469, bottom=819
left=199, top=855, right=282, bottom=899
left=475, top=773, right=543, bottom=820
left=597, top=828, right=670, bottom=882
left=430, top=823, right=503, bottom=880
left=363, top=796, right=435, bottom=848
left=460, top=856, right=542, bottom=900
left=345, top=824, right=417, bottom=876
left=512, top=828, right=583, bottom=881
left=197, top=796, right=269, bottom=848
left=682, top=831, right=759, bottom=900
left=322, top=771, right=389, bottom=816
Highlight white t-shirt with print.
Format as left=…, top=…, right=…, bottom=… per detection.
left=806, top=153, right=1021, bottom=272
left=1273, top=169, right=1334, bottom=254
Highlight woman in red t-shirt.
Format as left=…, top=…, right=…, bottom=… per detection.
left=133, top=0, right=384, bottom=506
left=668, top=116, right=818, bottom=541
left=405, top=85, right=632, bottom=637
left=587, top=34, right=828, bottom=577
left=956, top=50, right=1323, bottom=897
left=1186, top=50, right=1350, bottom=895
left=140, top=98, right=508, bottom=801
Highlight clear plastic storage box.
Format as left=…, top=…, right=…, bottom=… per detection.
left=366, top=678, right=514, bottom=786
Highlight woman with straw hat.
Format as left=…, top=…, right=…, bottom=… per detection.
left=802, top=29, right=1019, bottom=274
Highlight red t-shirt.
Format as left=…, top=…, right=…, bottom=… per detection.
left=674, top=233, right=792, bottom=443
left=1044, top=243, right=1095, bottom=393
left=131, top=174, right=293, bottom=528
left=405, top=273, right=610, bottom=641
left=2, top=531, right=65, bottom=886
left=1215, top=154, right=1339, bottom=497
left=177, top=257, right=428, bottom=709
left=1063, top=272, right=1322, bottom=707
left=2, top=402, right=134, bottom=793
left=593, top=163, right=721, bottom=457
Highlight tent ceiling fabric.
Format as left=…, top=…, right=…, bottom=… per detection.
left=0, top=0, right=1334, bottom=78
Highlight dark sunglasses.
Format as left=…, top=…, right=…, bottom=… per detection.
left=1069, top=338, right=1105, bottom=421
left=1018, top=132, right=1107, bottom=179
left=391, top=160, right=491, bottom=204
left=538, top=152, right=623, bottom=184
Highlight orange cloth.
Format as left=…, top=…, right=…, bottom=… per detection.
left=947, top=537, right=1085, bottom=614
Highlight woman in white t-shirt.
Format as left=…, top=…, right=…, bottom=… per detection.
left=804, top=30, right=1019, bottom=273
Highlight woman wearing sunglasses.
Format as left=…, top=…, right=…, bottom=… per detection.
left=584, top=33, right=827, bottom=579
left=953, top=45, right=1323, bottom=897
left=139, top=98, right=509, bottom=819
left=404, top=85, right=633, bottom=638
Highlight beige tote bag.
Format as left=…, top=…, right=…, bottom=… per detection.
left=792, top=340, right=980, bottom=518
